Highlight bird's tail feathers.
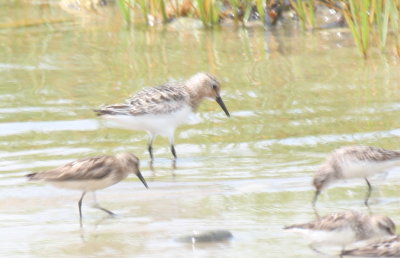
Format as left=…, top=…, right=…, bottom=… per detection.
left=93, top=109, right=109, bottom=116
left=25, top=173, right=38, bottom=180
left=93, top=105, right=131, bottom=116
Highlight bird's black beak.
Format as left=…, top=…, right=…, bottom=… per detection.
left=215, top=96, right=230, bottom=117
left=312, top=190, right=320, bottom=207
left=136, top=170, right=149, bottom=189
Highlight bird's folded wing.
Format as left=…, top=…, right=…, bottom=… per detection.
left=96, top=84, right=189, bottom=116
left=341, top=236, right=400, bottom=256
left=33, top=156, right=116, bottom=181
left=343, top=146, right=400, bottom=162
left=285, top=212, right=352, bottom=230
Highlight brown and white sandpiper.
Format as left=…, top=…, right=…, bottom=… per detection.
left=341, top=235, right=400, bottom=257
left=285, top=211, right=396, bottom=253
left=312, top=145, right=400, bottom=207
left=26, top=152, right=148, bottom=227
left=94, top=72, right=230, bottom=160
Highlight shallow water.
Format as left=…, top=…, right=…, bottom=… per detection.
left=2, top=3, right=400, bottom=258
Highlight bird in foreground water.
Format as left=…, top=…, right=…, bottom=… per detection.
left=284, top=211, right=396, bottom=253
left=312, top=145, right=400, bottom=207
left=341, top=235, right=400, bottom=257
left=26, top=152, right=148, bottom=227
left=94, top=72, right=230, bottom=160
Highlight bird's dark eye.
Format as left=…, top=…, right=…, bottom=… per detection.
left=212, top=84, right=217, bottom=90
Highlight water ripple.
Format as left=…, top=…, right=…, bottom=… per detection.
left=0, top=119, right=99, bottom=136
left=0, top=62, right=58, bottom=71
left=255, top=128, right=400, bottom=148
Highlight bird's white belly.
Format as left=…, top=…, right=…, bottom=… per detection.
left=49, top=177, right=118, bottom=191
left=289, top=228, right=356, bottom=246
left=103, top=106, right=192, bottom=136
left=342, top=160, right=400, bottom=179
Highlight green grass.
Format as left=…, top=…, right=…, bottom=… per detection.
left=290, top=0, right=315, bottom=30
left=6, top=0, right=400, bottom=57
left=117, top=0, right=132, bottom=27
left=340, top=0, right=400, bottom=57
left=195, top=0, right=220, bottom=27
left=342, top=0, right=371, bottom=57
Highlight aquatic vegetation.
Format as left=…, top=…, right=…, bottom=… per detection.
left=374, top=0, right=391, bottom=50
left=290, top=0, right=315, bottom=30
left=388, top=0, right=400, bottom=55
left=195, top=0, right=220, bottom=27
left=342, top=0, right=372, bottom=58
left=116, top=0, right=133, bottom=26
left=341, top=0, right=400, bottom=57
left=116, top=1, right=399, bottom=56
left=4, top=0, right=400, bottom=57
left=114, top=0, right=266, bottom=26
left=255, top=0, right=266, bottom=24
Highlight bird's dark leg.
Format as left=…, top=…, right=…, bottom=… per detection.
left=311, top=190, right=321, bottom=217
left=78, top=191, right=87, bottom=228
left=340, top=245, right=345, bottom=258
left=364, top=178, right=372, bottom=208
left=313, top=205, right=321, bottom=220
left=312, top=190, right=320, bottom=208
left=147, top=134, right=155, bottom=160
left=309, top=244, right=328, bottom=255
left=148, top=145, right=153, bottom=160
left=171, top=145, right=177, bottom=159
left=92, top=192, right=115, bottom=216
left=169, top=133, right=177, bottom=160
left=149, top=158, right=155, bottom=171
left=171, top=158, right=177, bottom=170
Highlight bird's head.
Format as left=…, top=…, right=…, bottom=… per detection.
left=187, top=72, right=230, bottom=117
left=372, top=214, right=396, bottom=236
left=312, top=165, right=336, bottom=206
left=116, top=152, right=148, bottom=189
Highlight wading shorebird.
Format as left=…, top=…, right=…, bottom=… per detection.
left=284, top=211, right=396, bottom=253
left=341, top=235, right=400, bottom=257
left=94, top=73, right=230, bottom=160
left=26, top=152, right=148, bottom=227
left=312, top=146, right=400, bottom=207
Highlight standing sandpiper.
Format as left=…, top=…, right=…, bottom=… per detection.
left=312, top=146, right=400, bottom=207
left=284, top=211, right=396, bottom=252
left=341, top=235, right=400, bottom=257
left=26, top=152, right=148, bottom=227
left=94, top=73, right=230, bottom=160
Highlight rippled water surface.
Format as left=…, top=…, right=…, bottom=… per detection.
left=2, top=3, right=400, bottom=258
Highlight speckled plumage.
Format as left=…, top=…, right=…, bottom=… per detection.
left=285, top=211, right=395, bottom=239
left=312, top=146, right=400, bottom=207
left=341, top=235, right=400, bottom=257
left=284, top=211, right=395, bottom=247
left=26, top=152, right=148, bottom=226
left=95, top=73, right=221, bottom=117
left=323, top=146, right=400, bottom=175
left=28, top=155, right=129, bottom=182
left=27, top=152, right=145, bottom=188
left=94, top=73, right=230, bottom=160
left=98, top=83, right=190, bottom=116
